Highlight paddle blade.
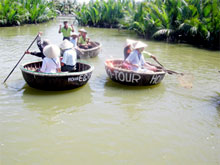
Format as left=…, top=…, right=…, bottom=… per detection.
left=177, top=73, right=194, bottom=88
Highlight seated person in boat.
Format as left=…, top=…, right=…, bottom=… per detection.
left=60, top=40, right=77, bottom=72
left=70, top=32, right=78, bottom=47
left=40, top=45, right=61, bottom=73
left=58, top=21, right=74, bottom=41
left=77, top=28, right=92, bottom=49
left=25, top=32, right=50, bottom=59
left=123, top=41, right=158, bottom=72
left=124, top=39, right=137, bottom=60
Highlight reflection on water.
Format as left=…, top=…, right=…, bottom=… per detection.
left=103, top=77, right=166, bottom=120
left=21, top=84, right=93, bottom=124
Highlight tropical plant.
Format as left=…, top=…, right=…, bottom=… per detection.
left=0, top=0, right=57, bottom=26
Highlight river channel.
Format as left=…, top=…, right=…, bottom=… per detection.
left=0, top=17, right=220, bottom=165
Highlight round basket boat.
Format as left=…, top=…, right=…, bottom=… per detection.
left=105, top=59, right=166, bottom=86
left=76, top=41, right=101, bottom=58
left=20, top=61, right=94, bottom=90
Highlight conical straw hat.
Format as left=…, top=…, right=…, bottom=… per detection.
left=133, top=41, right=148, bottom=49
left=126, top=39, right=137, bottom=46
left=59, top=39, right=74, bottom=50
left=71, top=32, right=79, bottom=36
left=43, top=44, right=60, bottom=58
left=78, top=28, right=87, bottom=33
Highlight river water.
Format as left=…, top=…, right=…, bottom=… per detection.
left=0, top=17, right=220, bottom=165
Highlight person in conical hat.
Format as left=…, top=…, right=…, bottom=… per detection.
left=70, top=32, right=78, bottom=47
left=124, top=39, right=137, bottom=60
left=40, top=44, right=61, bottom=73
left=59, top=40, right=77, bottom=72
left=123, top=41, right=158, bottom=72
left=60, top=39, right=74, bottom=50
left=78, top=28, right=87, bottom=34
left=77, top=28, right=92, bottom=49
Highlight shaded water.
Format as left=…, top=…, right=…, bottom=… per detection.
left=0, top=17, right=220, bottom=165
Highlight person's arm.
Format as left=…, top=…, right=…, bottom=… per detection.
left=71, top=24, right=74, bottom=32
left=57, top=60, right=61, bottom=72
left=143, top=51, right=157, bottom=60
left=36, top=35, right=44, bottom=53
left=25, top=51, right=45, bottom=58
left=31, top=52, right=45, bottom=58
left=58, top=25, right=62, bottom=33
left=150, top=55, right=157, bottom=60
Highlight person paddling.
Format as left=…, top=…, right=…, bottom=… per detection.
left=25, top=32, right=50, bottom=59
left=123, top=41, right=158, bottom=72
left=58, top=21, right=74, bottom=41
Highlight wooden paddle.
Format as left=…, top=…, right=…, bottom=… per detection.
left=143, top=51, right=194, bottom=88
left=143, top=51, right=184, bottom=75
left=3, top=34, right=39, bottom=84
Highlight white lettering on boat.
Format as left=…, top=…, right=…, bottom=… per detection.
left=107, top=68, right=141, bottom=83
left=68, top=73, right=91, bottom=82
left=149, top=74, right=163, bottom=84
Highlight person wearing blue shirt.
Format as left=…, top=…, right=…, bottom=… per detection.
left=124, top=41, right=158, bottom=72
left=70, top=32, right=78, bottom=47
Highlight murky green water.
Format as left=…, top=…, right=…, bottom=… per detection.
left=0, top=17, right=220, bottom=165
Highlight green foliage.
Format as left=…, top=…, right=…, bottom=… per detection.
left=53, top=0, right=77, bottom=15
left=0, top=0, right=57, bottom=26
left=75, top=0, right=126, bottom=28
left=73, top=0, right=220, bottom=49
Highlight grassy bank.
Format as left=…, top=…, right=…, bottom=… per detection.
left=0, top=0, right=56, bottom=26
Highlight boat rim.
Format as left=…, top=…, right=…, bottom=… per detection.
left=79, top=42, right=102, bottom=52
left=105, top=58, right=166, bottom=75
left=20, top=61, right=94, bottom=77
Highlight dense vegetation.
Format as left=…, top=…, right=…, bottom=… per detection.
left=1, top=0, right=219, bottom=49
left=0, top=0, right=56, bottom=26
left=74, top=0, right=220, bottom=50
left=53, top=0, right=79, bottom=16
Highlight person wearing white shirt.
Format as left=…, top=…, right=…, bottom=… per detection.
left=40, top=44, right=61, bottom=73
left=124, top=41, right=158, bottom=72
left=60, top=40, right=77, bottom=72
left=70, top=32, right=78, bottom=47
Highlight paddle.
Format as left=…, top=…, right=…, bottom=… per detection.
left=3, top=34, right=39, bottom=84
left=143, top=51, right=193, bottom=88
left=143, top=51, right=184, bottom=75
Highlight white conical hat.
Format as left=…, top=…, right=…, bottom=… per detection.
left=71, top=32, right=78, bottom=36
left=78, top=28, right=87, bottom=33
left=43, top=44, right=60, bottom=58
left=133, top=41, right=148, bottom=49
left=60, top=39, right=73, bottom=50
left=126, top=39, right=137, bottom=46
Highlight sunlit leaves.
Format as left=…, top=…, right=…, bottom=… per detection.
left=0, top=0, right=56, bottom=26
